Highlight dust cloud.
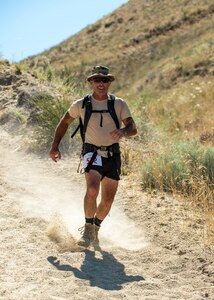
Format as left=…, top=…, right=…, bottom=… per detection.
left=1, top=131, right=146, bottom=251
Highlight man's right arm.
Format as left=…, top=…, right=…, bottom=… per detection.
left=49, top=111, right=74, bottom=162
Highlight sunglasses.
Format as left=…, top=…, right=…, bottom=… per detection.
left=93, top=77, right=110, bottom=83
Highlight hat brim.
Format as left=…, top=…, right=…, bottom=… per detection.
left=87, top=73, right=115, bottom=82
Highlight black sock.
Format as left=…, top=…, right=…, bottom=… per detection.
left=94, top=216, right=103, bottom=227
left=85, top=218, right=94, bottom=224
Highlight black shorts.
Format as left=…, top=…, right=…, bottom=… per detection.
left=85, top=153, right=121, bottom=181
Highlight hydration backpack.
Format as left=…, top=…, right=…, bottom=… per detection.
left=71, top=94, right=120, bottom=143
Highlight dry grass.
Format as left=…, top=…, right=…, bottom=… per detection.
left=133, top=75, right=214, bottom=143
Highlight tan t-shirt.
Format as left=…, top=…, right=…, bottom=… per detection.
left=68, top=95, right=132, bottom=146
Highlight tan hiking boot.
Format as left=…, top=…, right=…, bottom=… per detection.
left=77, top=223, right=95, bottom=247
left=94, top=224, right=100, bottom=244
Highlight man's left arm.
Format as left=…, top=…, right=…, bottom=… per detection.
left=110, top=117, right=137, bottom=141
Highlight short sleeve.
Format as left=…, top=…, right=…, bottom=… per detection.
left=114, top=98, right=132, bottom=121
left=68, top=98, right=83, bottom=119
left=120, top=100, right=132, bottom=121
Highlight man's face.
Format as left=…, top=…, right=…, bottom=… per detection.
left=89, top=77, right=111, bottom=96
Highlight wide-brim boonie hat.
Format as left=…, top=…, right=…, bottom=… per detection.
left=87, top=65, right=115, bottom=82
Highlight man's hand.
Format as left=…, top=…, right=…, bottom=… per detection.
left=110, top=117, right=137, bottom=141
left=49, top=148, right=61, bottom=162
left=110, top=129, right=125, bottom=142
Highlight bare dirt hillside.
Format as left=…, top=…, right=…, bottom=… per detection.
left=0, top=128, right=213, bottom=300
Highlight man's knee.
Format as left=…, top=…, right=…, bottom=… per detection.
left=102, top=196, right=115, bottom=207
left=86, top=184, right=99, bottom=199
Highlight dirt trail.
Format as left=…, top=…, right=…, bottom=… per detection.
left=0, top=128, right=213, bottom=300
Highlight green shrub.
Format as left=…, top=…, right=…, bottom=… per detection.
left=29, top=93, right=81, bottom=153
left=0, top=107, right=27, bottom=125
left=87, top=22, right=102, bottom=34
left=201, top=147, right=214, bottom=182
left=0, top=59, right=10, bottom=66
left=141, top=139, right=214, bottom=195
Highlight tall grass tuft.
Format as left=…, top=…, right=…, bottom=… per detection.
left=28, top=93, right=81, bottom=153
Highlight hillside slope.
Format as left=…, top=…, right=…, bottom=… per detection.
left=26, top=0, right=214, bottom=97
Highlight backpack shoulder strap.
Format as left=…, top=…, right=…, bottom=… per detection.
left=71, top=94, right=91, bottom=141
left=81, top=94, right=92, bottom=142
left=108, top=94, right=120, bottom=129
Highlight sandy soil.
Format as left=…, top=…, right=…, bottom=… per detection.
left=0, top=128, right=213, bottom=300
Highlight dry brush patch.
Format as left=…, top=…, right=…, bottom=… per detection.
left=138, top=139, right=214, bottom=243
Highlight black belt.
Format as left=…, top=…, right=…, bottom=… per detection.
left=83, top=143, right=120, bottom=155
